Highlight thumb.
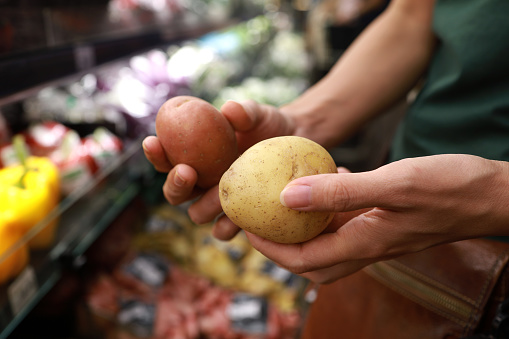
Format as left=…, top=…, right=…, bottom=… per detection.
left=221, top=100, right=295, bottom=152
left=280, top=170, right=391, bottom=212
left=220, top=100, right=258, bottom=132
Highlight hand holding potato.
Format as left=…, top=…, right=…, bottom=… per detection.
left=245, top=154, right=509, bottom=284
left=143, top=97, right=297, bottom=240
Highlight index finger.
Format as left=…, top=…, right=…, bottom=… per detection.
left=142, top=136, right=173, bottom=172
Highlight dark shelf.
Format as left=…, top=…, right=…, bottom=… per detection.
left=0, top=3, right=241, bottom=104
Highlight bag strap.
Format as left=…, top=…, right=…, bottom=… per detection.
left=364, top=239, right=509, bottom=337
left=364, top=260, right=481, bottom=327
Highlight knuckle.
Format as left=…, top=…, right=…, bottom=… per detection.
left=286, top=261, right=309, bottom=275
left=351, top=213, right=410, bottom=260
left=348, top=214, right=390, bottom=259
left=285, top=251, right=320, bottom=275
left=163, top=183, right=184, bottom=206
left=328, top=180, right=355, bottom=211
left=282, top=256, right=309, bottom=275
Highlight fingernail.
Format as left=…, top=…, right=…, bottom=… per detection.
left=174, top=170, right=185, bottom=187
left=280, top=185, right=311, bottom=208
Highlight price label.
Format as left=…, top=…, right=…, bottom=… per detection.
left=123, top=253, right=169, bottom=288
left=261, top=260, right=293, bottom=284
left=117, top=299, right=155, bottom=338
left=7, top=266, right=38, bottom=316
left=228, top=293, right=268, bottom=334
left=145, top=215, right=183, bottom=233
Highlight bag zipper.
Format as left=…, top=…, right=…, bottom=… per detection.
left=364, top=260, right=478, bottom=327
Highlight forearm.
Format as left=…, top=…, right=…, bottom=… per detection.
left=281, top=0, right=436, bottom=148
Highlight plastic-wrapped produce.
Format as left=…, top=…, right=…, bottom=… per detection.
left=83, top=203, right=305, bottom=339
left=212, top=77, right=308, bottom=108
left=85, top=255, right=302, bottom=339
left=134, top=204, right=195, bottom=267
left=193, top=227, right=251, bottom=288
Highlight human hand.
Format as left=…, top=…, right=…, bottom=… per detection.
left=245, top=154, right=509, bottom=284
left=143, top=99, right=295, bottom=240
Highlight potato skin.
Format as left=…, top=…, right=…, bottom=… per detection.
left=219, top=136, right=337, bottom=244
left=155, top=96, right=238, bottom=189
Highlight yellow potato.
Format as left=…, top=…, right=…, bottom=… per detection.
left=219, top=136, right=337, bottom=244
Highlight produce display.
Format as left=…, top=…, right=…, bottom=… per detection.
left=0, top=135, right=60, bottom=283
left=135, top=204, right=307, bottom=312
left=86, top=261, right=300, bottom=339
left=1, top=121, right=123, bottom=195
left=0, top=121, right=124, bottom=284
left=219, top=136, right=337, bottom=244
left=194, top=16, right=311, bottom=108
left=84, top=203, right=305, bottom=339
left=155, top=96, right=238, bottom=189
left=18, top=13, right=310, bottom=141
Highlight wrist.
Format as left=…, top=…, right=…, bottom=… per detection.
left=279, top=93, right=355, bottom=148
left=485, top=159, right=509, bottom=237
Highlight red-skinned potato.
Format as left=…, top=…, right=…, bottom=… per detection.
left=155, top=96, right=238, bottom=189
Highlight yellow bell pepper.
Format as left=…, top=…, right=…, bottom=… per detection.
left=0, top=222, right=29, bottom=284
left=0, top=135, right=61, bottom=250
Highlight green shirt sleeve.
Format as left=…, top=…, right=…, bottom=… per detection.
left=390, top=0, right=509, bottom=162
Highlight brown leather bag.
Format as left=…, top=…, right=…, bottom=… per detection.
left=300, top=239, right=509, bottom=339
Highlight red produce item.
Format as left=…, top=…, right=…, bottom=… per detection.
left=52, top=130, right=98, bottom=195
left=87, top=274, right=120, bottom=317
left=162, top=267, right=211, bottom=302
left=24, top=121, right=69, bottom=157
left=154, top=298, right=199, bottom=339
left=81, top=127, right=122, bottom=170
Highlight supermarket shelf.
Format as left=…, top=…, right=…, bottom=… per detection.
left=0, top=258, right=61, bottom=339
left=0, top=16, right=239, bottom=106
left=0, top=139, right=153, bottom=339
left=50, top=138, right=151, bottom=260
left=0, top=31, right=162, bottom=102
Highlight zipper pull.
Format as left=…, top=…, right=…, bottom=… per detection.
left=491, top=298, right=509, bottom=339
